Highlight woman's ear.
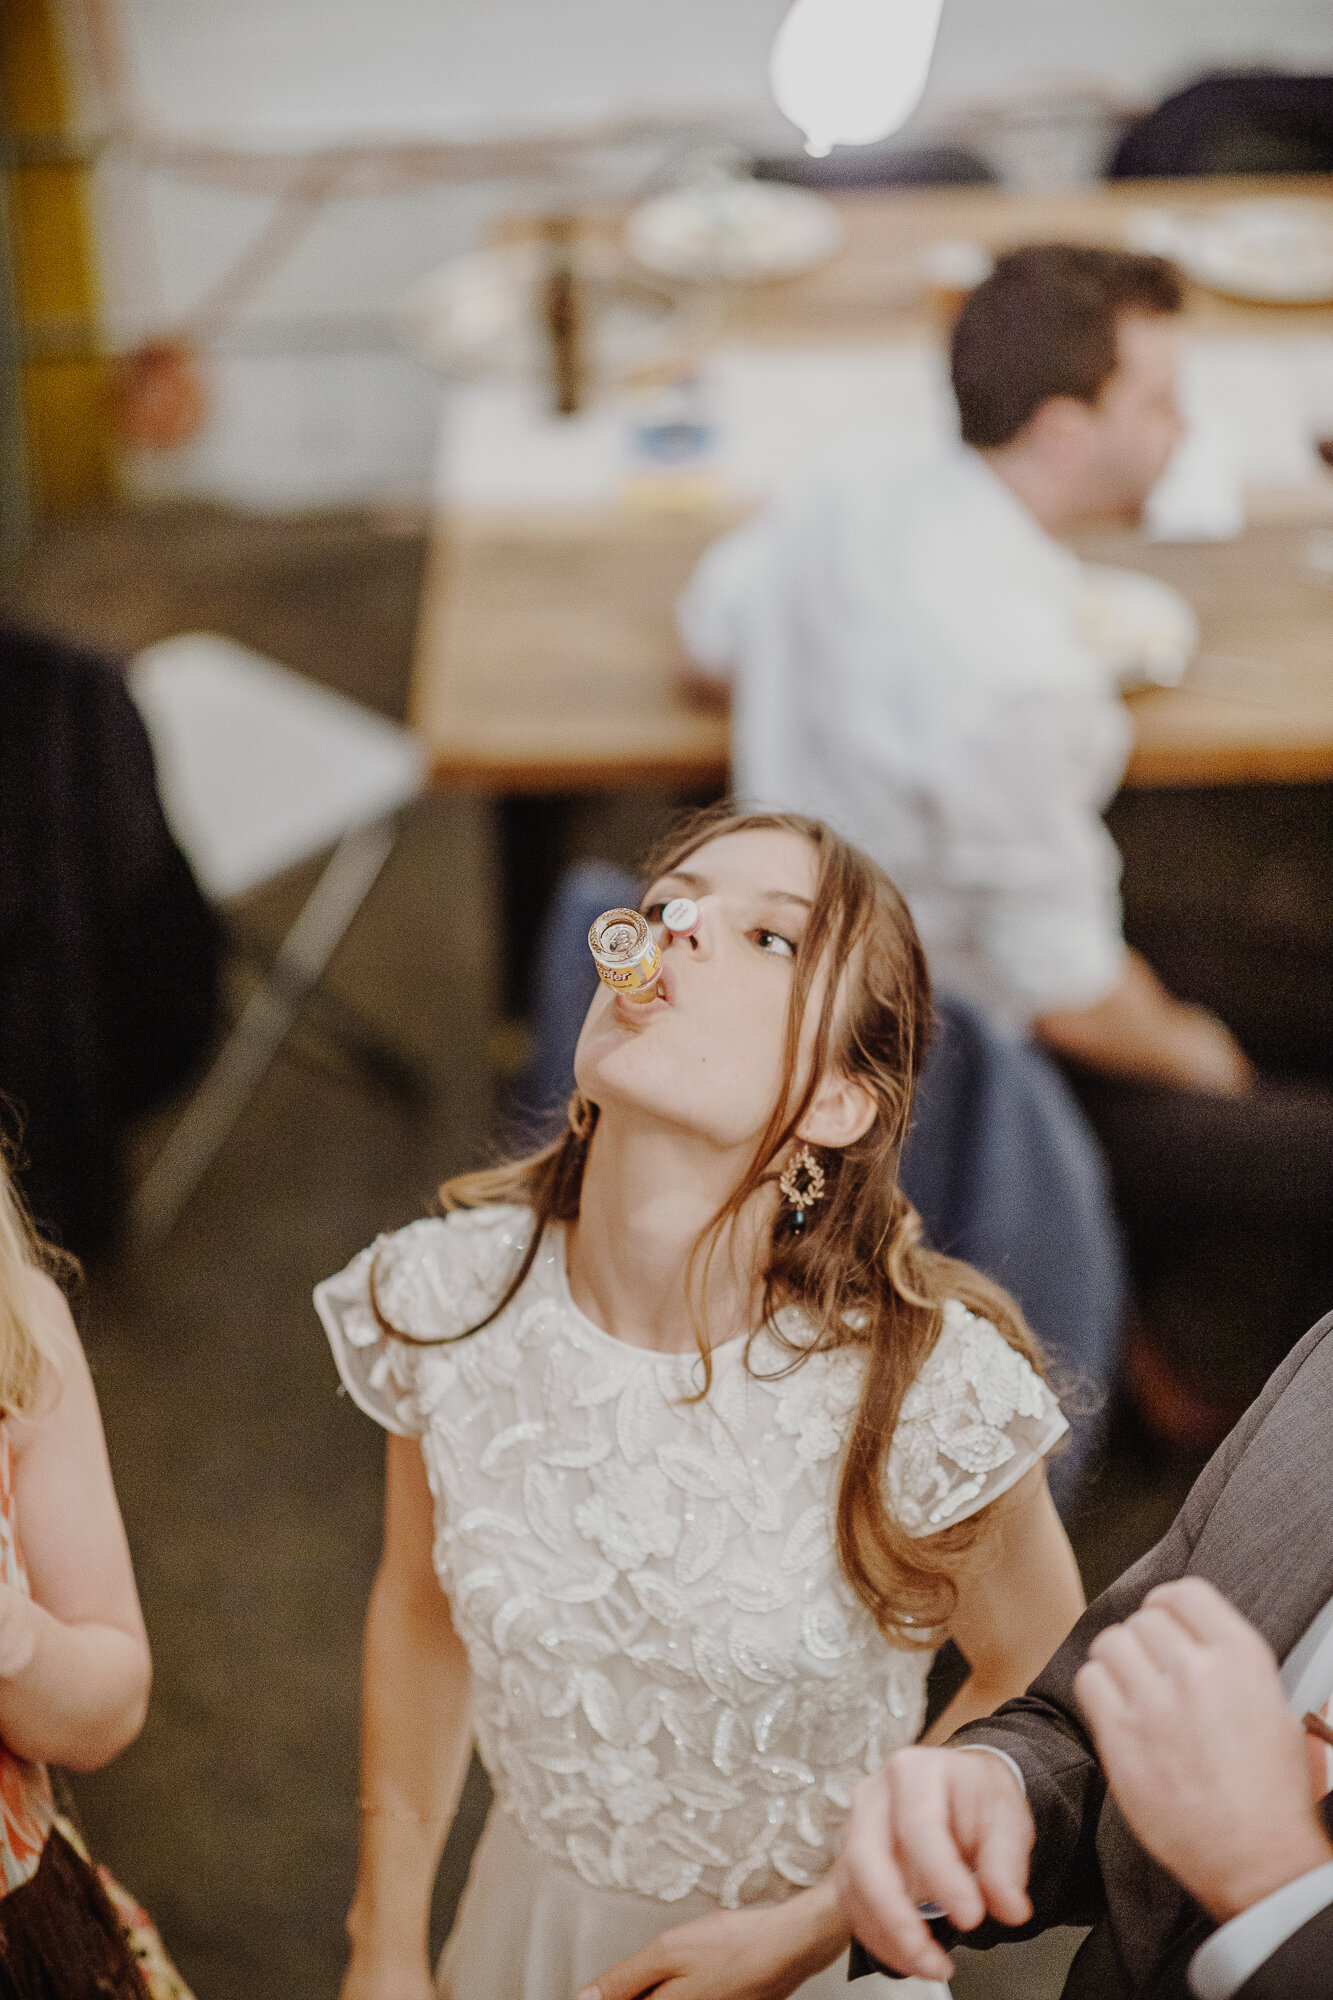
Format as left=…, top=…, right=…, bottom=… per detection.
left=797, top=1070, right=877, bottom=1152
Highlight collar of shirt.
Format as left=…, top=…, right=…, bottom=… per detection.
left=1283, top=1593, right=1333, bottom=1717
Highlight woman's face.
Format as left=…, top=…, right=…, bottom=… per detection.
left=574, top=828, right=827, bottom=1151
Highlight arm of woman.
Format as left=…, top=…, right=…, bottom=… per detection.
left=922, top=1463, right=1085, bottom=1745
left=342, top=1432, right=473, bottom=2000
left=1034, top=949, right=1252, bottom=1096
left=0, top=1272, right=151, bottom=1770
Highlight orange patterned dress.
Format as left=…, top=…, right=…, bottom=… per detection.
left=0, top=1424, right=194, bottom=1999
left=0, top=1425, right=55, bottom=1896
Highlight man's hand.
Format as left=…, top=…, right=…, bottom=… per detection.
left=1161, top=1004, right=1255, bottom=1097
left=1034, top=950, right=1253, bottom=1096
left=836, top=1747, right=1035, bottom=1981
left=1074, top=1578, right=1333, bottom=1924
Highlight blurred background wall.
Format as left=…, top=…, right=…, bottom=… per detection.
left=41, top=0, right=1333, bottom=512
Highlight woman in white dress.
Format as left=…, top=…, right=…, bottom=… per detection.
left=318, top=808, right=1085, bottom=2000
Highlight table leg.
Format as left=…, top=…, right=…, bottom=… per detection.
left=499, top=794, right=573, bottom=1019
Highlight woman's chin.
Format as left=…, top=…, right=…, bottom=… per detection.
left=575, top=1064, right=749, bottom=1153
left=576, top=1039, right=657, bottom=1108
left=576, top=1009, right=746, bottom=1142
left=579, top=1042, right=686, bottom=1123
left=576, top=999, right=667, bottom=1081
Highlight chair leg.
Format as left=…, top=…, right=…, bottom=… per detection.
left=131, top=818, right=399, bottom=1246
left=290, top=983, right=430, bottom=1105
left=224, top=929, right=430, bottom=1105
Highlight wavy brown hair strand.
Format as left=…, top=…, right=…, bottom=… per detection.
left=370, top=1100, right=597, bottom=1348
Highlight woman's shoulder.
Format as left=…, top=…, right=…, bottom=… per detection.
left=313, top=1204, right=535, bottom=1435
left=907, top=1298, right=1056, bottom=1419
left=890, top=1299, right=1067, bottom=1536
left=8, top=1268, right=87, bottom=1419
left=363, top=1204, right=534, bottom=1339
left=19, top=1267, right=79, bottom=1356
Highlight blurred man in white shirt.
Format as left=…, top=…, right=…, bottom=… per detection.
left=680, top=245, right=1332, bottom=1439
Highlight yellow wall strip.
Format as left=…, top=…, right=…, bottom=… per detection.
left=1, top=0, right=114, bottom=513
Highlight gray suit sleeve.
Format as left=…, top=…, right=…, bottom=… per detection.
left=937, top=1315, right=1333, bottom=1944
left=847, top=1416, right=1253, bottom=1973
left=848, top=1316, right=1333, bottom=1977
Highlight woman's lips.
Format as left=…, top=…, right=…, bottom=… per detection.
left=612, top=961, right=675, bottom=1022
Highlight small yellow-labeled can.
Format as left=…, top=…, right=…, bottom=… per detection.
left=589, top=908, right=663, bottom=1003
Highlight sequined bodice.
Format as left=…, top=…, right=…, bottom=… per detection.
left=317, top=1206, right=1064, bottom=1908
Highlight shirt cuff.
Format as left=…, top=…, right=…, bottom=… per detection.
left=955, top=1745, right=1028, bottom=1800
left=999, top=929, right=1127, bottom=1022
left=1188, top=1861, right=1333, bottom=1999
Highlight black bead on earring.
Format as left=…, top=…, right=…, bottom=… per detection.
left=778, top=1145, right=826, bottom=1233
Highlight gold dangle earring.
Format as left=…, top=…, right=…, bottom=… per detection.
left=779, top=1145, right=826, bottom=1233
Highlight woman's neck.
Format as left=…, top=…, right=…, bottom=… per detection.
left=565, top=1109, right=770, bottom=1355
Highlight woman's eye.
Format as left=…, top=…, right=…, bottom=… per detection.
left=642, top=901, right=665, bottom=923
left=753, top=928, right=796, bottom=959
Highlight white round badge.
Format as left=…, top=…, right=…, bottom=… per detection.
left=662, top=897, right=700, bottom=935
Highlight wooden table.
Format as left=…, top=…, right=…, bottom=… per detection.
left=411, top=177, right=1333, bottom=797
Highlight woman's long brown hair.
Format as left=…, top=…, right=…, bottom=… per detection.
left=374, top=805, right=1045, bottom=1646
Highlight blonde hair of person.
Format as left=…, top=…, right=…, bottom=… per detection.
left=0, top=1150, right=67, bottom=1418
left=375, top=807, right=1048, bottom=1647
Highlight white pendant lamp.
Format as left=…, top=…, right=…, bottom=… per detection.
left=769, top=0, right=946, bottom=157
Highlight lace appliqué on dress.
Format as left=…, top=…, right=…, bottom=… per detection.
left=314, top=1207, right=532, bottom=1436
left=316, top=1214, right=1066, bottom=1911
left=888, top=1299, right=1066, bottom=1534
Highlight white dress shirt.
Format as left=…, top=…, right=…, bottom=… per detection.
left=677, top=444, right=1131, bottom=1026
left=1188, top=1594, right=1333, bottom=1997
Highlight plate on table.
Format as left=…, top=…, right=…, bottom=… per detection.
left=1077, top=565, right=1200, bottom=688
left=1137, top=199, right=1333, bottom=306
left=627, top=179, right=842, bottom=285
left=398, top=242, right=683, bottom=382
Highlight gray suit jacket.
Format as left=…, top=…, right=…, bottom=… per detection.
left=853, top=1309, right=1333, bottom=1998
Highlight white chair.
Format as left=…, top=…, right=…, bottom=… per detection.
left=127, top=632, right=427, bottom=1243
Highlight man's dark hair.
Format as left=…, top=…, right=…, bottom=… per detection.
left=950, top=243, right=1183, bottom=450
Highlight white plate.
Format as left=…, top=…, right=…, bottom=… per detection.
left=626, top=180, right=842, bottom=285
left=1077, top=565, right=1200, bottom=688
left=397, top=242, right=683, bottom=382
left=1157, top=199, right=1333, bottom=306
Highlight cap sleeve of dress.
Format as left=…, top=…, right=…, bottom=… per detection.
left=313, top=1204, right=534, bottom=1437
left=888, top=1299, right=1068, bottom=1538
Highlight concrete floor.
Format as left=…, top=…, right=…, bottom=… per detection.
left=1, top=505, right=1202, bottom=2000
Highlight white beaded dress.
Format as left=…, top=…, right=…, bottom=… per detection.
left=316, top=1204, right=1067, bottom=2000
